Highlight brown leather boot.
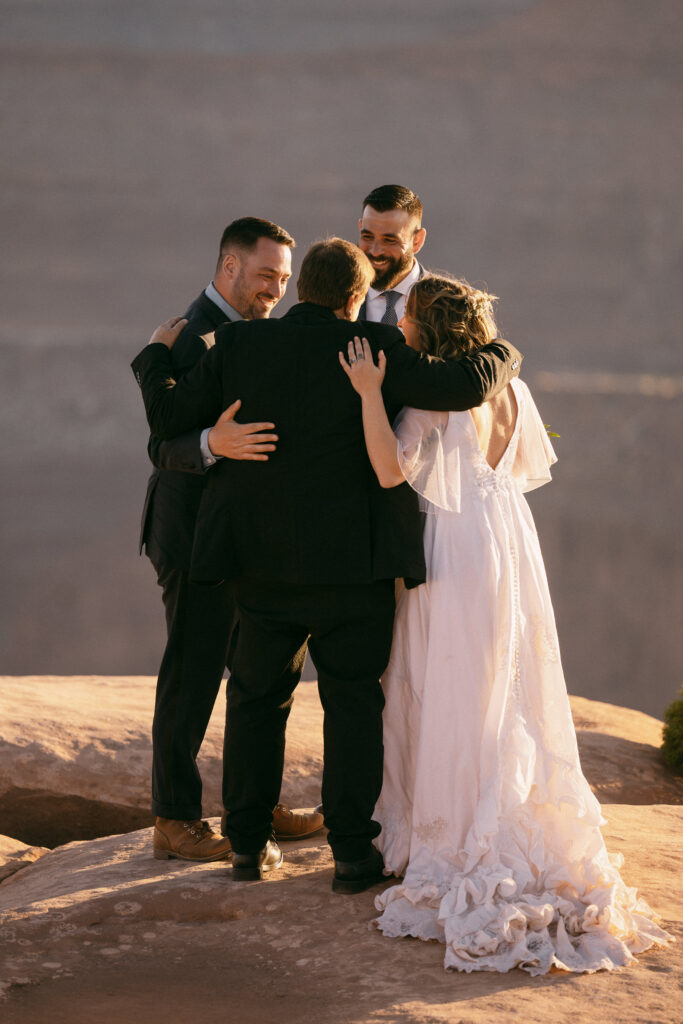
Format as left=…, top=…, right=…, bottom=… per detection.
left=153, top=817, right=232, bottom=862
left=272, top=803, right=324, bottom=841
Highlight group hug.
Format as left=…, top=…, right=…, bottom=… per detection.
left=131, top=184, right=671, bottom=974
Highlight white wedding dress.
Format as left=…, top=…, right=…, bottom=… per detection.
left=374, top=378, right=671, bottom=974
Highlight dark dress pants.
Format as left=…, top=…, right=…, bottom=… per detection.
left=151, top=561, right=238, bottom=820
left=222, top=577, right=396, bottom=862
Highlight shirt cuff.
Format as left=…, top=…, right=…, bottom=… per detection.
left=200, top=427, right=222, bottom=468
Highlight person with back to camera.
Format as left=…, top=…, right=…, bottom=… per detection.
left=131, top=240, right=523, bottom=892
left=340, top=274, right=673, bottom=972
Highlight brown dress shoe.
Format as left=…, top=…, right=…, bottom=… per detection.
left=153, top=817, right=232, bottom=862
left=272, top=803, right=324, bottom=841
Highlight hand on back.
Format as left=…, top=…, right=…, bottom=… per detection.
left=208, top=400, right=278, bottom=461
left=149, top=316, right=188, bottom=349
left=339, top=337, right=386, bottom=397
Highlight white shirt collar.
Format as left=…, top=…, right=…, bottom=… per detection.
left=367, top=259, right=421, bottom=301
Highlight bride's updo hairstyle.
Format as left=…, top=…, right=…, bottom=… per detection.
left=407, top=275, right=499, bottom=359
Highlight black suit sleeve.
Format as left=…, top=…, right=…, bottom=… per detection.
left=147, top=430, right=206, bottom=474
left=143, top=326, right=217, bottom=473
left=379, top=329, right=522, bottom=411
left=132, top=342, right=225, bottom=440
left=171, top=326, right=216, bottom=377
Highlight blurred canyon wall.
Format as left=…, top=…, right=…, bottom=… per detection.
left=1, top=0, right=681, bottom=717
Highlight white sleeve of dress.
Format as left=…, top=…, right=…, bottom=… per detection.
left=394, top=406, right=462, bottom=513
left=512, top=380, right=558, bottom=492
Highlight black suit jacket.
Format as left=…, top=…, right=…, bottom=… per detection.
left=139, top=290, right=229, bottom=569
left=132, top=303, right=522, bottom=585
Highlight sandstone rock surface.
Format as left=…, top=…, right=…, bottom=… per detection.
left=0, top=676, right=325, bottom=845
left=0, top=677, right=681, bottom=1021
left=0, top=678, right=681, bottom=849
left=0, top=806, right=680, bottom=1024
left=0, top=837, right=48, bottom=885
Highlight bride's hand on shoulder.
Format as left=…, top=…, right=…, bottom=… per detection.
left=148, top=316, right=188, bottom=349
left=339, top=336, right=386, bottom=396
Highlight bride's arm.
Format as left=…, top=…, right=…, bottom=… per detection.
left=339, top=337, right=405, bottom=489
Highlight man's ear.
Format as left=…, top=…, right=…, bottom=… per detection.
left=345, top=292, right=364, bottom=320
left=221, top=252, right=238, bottom=279
left=412, top=227, right=427, bottom=256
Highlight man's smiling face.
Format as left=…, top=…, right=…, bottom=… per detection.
left=358, top=206, right=426, bottom=291
left=223, top=237, right=292, bottom=320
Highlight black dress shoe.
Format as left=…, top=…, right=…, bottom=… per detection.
left=232, top=839, right=283, bottom=881
left=332, top=845, right=385, bottom=894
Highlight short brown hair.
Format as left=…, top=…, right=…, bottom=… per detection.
left=407, top=275, right=498, bottom=358
left=362, top=184, right=423, bottom=224
left=297, top=238, right=375, bottom=309
left=217, top=216, right=295, bottom=270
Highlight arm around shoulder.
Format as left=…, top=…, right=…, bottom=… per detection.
left=383, top=335, right=523, bottom=412
left=466, top=337, right=523, bottom=406
left=131, top=341, right=224, bottom=439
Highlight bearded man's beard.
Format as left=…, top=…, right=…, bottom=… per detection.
left=371, top=249, right=414, bottom=291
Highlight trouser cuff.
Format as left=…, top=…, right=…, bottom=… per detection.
left=152, top=800, right=203, bottom=821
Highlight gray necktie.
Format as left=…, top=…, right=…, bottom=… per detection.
left=380, top=290, right=400, bottom=326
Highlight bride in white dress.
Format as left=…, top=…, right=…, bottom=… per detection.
left=340, top=275, right=672, bottom=975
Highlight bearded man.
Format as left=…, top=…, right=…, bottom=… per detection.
left=357, top=184, right=427, bottom=325
left=140, top=217, right=323, bottom=862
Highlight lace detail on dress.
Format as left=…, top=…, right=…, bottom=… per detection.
left=415, top=817, right=448, bottom=844
left=469, top=442, right=515, bottom=500
left=374, top=807, right=412, bottom=876
left=532, top=615, right=560, bottom=664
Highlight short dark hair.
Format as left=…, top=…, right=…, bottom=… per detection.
left=217, top=217, right=295, bottom=270
left=362, top=184, right=423, bottom=223
left=297, top=238, right=375, bottom=309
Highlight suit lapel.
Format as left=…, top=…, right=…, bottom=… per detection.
left=188, top=291, right=234, bottom=348
left=195, top=292, right=231, bottom=327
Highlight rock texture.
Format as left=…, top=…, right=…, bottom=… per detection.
left=568, top=695, right=683, bottom=805
left=0, top=677, right=682, bottom=1021
left=0, top=806, right=680, bottom=1024
left=0, top=676, right=325, bottom=846
left=0, top=678, right=681, bottom=849
left=0, top=837, right=48, bottom=885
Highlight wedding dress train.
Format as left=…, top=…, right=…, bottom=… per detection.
left=374, top=378, right=672, bottom=974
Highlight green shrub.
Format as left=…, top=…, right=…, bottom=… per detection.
left=661, top=687, right=683, bottom=776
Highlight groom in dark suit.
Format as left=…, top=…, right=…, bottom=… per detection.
left=140, top=217, right=323, bottom=863
left=132, top=238, right=522, bottom=890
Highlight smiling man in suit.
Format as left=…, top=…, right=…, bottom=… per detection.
left=132, top=237, right=522, bottom=890
left=358, top=184, right=427, bottom=325
left=141, top=217, right=324, bottom=864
